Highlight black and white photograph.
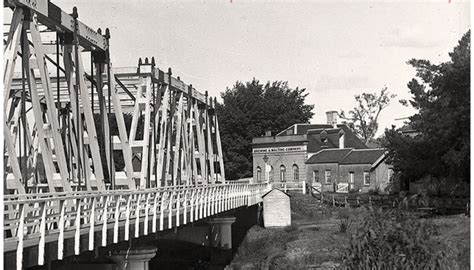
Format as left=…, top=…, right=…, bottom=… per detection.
left=1, top=0, right=471, bottom=269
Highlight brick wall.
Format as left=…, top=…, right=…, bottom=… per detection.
left=253, top=151, right=307, bottom=183
left=339, top=164, right=372, bottom=193
left=306, top=163, right=339, bottom=192
left=263, top=190, right=291, bottom=227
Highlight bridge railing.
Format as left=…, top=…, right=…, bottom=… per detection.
left=4, top=183, right=270, bottom=269
left=270, top=181, right=306, bottom=194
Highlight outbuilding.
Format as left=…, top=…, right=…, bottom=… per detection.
left=262, top=189, right=291, bottom=227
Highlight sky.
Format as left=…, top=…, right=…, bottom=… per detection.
left=7, top=0, right=471, bottom=136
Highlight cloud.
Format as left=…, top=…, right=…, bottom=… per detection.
left=381, top=27, right=443, bottom=48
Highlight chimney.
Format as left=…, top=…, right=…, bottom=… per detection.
left=265, top=130, right=272, bottom=137
left=326, top=111, right=338, bottom=128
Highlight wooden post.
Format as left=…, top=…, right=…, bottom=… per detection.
left=58, top=200, right=66, bottom=259
left=159, top=192, right=165, bottom=231
left=113, top=195, right=121, bottom=243
left=74, top=199, right=81, bottom=255
left=152, top=193, right=159, bottom=233
left=144, top=193, right=151, bottom=235
left=88, top=197, right=96, bottom=250
left=38, top=202, right=47, bottom=265
left=135, top=194, right=141, bottom=238
left=16, top=204, right=25, bottom=270
left=332, top=195, right=335, bottom=207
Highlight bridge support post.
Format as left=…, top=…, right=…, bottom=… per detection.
left=208, top=217, right=236, bottom=250
left=109, top=246, right=157, bottom=270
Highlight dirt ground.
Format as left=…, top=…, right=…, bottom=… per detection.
left=228, top=192, right=470, bottom=270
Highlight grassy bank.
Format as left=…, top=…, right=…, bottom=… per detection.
left=228, top=192, right=470, bottom=269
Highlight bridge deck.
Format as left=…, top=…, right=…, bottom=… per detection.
left=4, top=184, right=269, bottom=267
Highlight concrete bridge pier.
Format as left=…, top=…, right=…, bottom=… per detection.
left=208, top=217, right=236, bottom=250
left=109, top=246, right=157, bottom=270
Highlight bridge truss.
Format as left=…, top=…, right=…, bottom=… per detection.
left=3, top=0, right=269, bottom=269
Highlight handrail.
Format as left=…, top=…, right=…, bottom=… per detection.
left=4, top=182, right=271, bottom=269
left=4, top=183, right=261, bottom=203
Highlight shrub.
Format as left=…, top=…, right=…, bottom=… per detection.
left=342, top=207, right=451, bottom=269
left=337, top=209, right=353, bottom=233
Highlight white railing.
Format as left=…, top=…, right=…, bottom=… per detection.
left=270, top=181, right=306, bottom=194
left=4, top=183, right=270, bottom=270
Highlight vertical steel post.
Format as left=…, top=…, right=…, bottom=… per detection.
left=56, top=32, right=60, bottom=120
left=20, top=28, right=26, bottom=192
left=72, top=7, right=84, bottom=190
left=105, top=28, right=114, bottom=190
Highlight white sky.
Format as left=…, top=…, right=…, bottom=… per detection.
left=6, top=0, right=471, bottom=136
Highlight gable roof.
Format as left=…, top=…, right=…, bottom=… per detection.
left=262, top=188, right=291, bottom=198
left=340, top=149, right=386, bottom=165
left=306, top=125, right=367, bottom=153
left=305, top=148, right=352, bottom=164
left=305, top=148, right=387, bottom=167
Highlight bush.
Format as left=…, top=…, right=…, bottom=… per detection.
left=337, top=209, right=353, bottom=233
left=342, top=207, right=451, bottom=269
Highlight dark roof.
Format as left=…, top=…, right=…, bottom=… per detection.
left=307, top=132, right=338, bottom=152
left=264, top=123, right=367, bottom=153
left=339, top=125, right=368, bottom=149
left=340, top=149, right=386, bottom=165
left=277, top=124, right=334, bottom=136
left=307, top=128, right=341, bottom=135
left=295, top=124, right=333, bottom=135
left=306, top=125, right=367, bottom=153
left=305, top=149, right=352, bottom=164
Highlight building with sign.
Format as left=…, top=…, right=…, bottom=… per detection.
left=251, top=112, right=367, bottom=184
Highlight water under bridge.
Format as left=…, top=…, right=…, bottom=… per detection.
left=3, top=1, right=272, bottom=269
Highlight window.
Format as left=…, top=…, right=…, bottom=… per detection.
left=293, top=164, right=299, bottom=181
left=325, top=170, right=331, bottom=184
left=280, top=165, right=286, bottom=182
left=364, top=172, right=370, bottom=185
left=388, top=168, right=394, bottom=182
left=256, top=167, right=262, bottom=182
left=313, top=170, right=319, bottom=182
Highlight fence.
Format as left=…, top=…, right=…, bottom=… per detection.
left=308, top=186, right=469, bottom=214
left=271, top=181, right=306, bottom=194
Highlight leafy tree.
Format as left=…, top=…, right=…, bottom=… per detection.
left=216, top=79, right=314, bottom=180
left=340, top=87, right=396, bottom=145
left=383, top=30, right=470, bottom=186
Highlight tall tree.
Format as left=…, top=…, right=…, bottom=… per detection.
left=216, top=79, right=314, bottom=180
left=383, top=30, right=470, bottom=186
left=340, top=87, right=396, bottom=145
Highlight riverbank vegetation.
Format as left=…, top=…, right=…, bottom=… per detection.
left=228, top=192, right=469, bottom=269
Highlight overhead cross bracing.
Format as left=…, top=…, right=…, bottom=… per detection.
left=4, top=0, right=226, bottom=194
left=8, top=65, right=209, bottom=113
left=4, top=1, right=271, bottom=269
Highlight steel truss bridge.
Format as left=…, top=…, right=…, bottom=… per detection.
left=3, top=1, right=270, bottom=269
